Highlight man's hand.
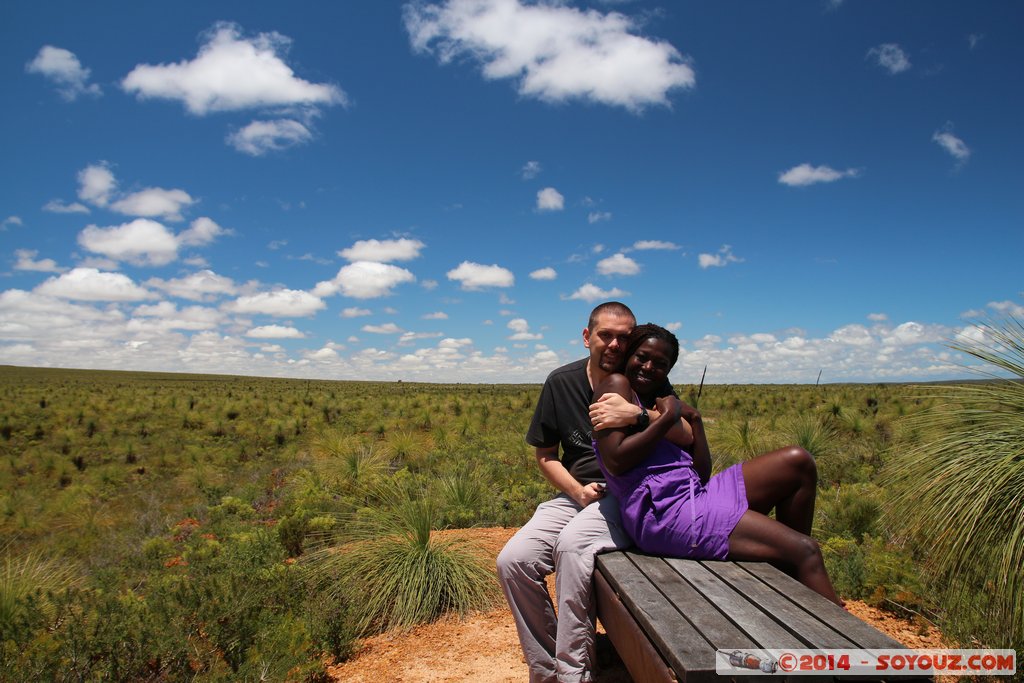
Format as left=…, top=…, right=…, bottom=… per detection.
left=574, top=482, right=607, bottom=507
left=589, top=392, right=641, bottom=430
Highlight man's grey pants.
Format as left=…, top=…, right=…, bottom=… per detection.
left=496, top=493, right=632, bottom=683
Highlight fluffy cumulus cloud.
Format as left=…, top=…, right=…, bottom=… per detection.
left=315, top=261, right=416, bottom=299
left=867, top=43, right=911, bottom=74
left=43, top=199, right=90, bottom=214
left=338, top=238, right=425, bottom=262
left=566, top=283, right=628, bottom=302
left=778, top=163, right=859, bottom=187
left=422, top=311, right=448, bottom=320
left=14, top=250, right=64, bottom=273
left=698, top=245, right=743, bottom=269
left=597, top=253, right=640, bottom=276
left=246, top=325, right=305, bottom=339
left=227, top=289, right=325, bottom=317
left=145, top=270, right=237, bottom=301
left=508, top=318, right=542, bottom=341
left=446, top=261, right=515, bottom=290
left=536, top=187, right=564, bottom=211
left=530, top=267, right=557, bottom=280
left=2, top=216, right=24, bottom=230
left=34, top=268, right=153, bottom=301
left=227, top=119, right=313, bottom=156
left=77, top=217, right=226, bottom=266
left=363, top=323, right=403, bottom=334
left=122, top=23, right=346, bottom=115
left=404, top=0, right=695, bottom=111
left=109, top=188, right=195, bottom=221
left=341, top=307, right=372, bottom=318
left=26, top=45, right=101, bottom=100
left=78, top=163, right=117, bottom=207
left=128, top=302, right=224, bottom=332
left=932, top=123, right=971, bottom=164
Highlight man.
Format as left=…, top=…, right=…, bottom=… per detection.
left=497, top=301, right=674, bottom=683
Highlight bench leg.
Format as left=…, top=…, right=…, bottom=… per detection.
left=594, top=569, right=678, bottom=683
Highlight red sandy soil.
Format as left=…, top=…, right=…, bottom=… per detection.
left=328, top=527, right=947, bottom=682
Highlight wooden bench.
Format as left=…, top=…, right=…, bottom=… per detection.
left=595, top=550, right=930, bottom=681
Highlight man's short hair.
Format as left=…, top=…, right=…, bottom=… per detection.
left=588, top=301, right=636, bottom=330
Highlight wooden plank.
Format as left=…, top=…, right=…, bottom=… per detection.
left=597, top=553, right=718, bottom=680
left=665, top=557, right=806, bottom=650
left=594, top=567, right=677, bottom=683
left=630, top=554, right=759, bottom=651
left=738, top=562, right=906, bottom=650
left=702, top=561, right=856, bottom=649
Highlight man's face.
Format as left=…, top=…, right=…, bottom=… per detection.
left=584, top=312, right=634, bottom=374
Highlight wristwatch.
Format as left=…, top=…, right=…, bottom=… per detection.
left=636, top=406, right=650, bottom=430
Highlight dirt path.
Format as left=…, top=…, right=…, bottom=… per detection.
left=328, top=527, right=946, bottom=682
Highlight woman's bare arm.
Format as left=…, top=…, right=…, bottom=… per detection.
left=594, top=374, right=682, bottom=476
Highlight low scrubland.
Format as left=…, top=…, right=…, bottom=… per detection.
left=0, top=362, right=1019, bottom=680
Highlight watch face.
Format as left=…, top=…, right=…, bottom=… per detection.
left=637, top=408, right=649, bottom=429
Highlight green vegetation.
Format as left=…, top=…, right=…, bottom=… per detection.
left=0, top=363, right=1019, bottom=678
left=886, top=318, right=1024, bottom=653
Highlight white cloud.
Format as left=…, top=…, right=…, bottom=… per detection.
left=34, top=268, right=153, bottom=301
left=1, top=216, right=23, bottom=230
left=227, top=119, right=313, bottom=155
left=421, top=279, right=439, bottom=290
left=987, top=300, right=1024, bottom=317
left=597, top=253, right=640, bottom=276
left=565, top=283, right=628, bottom=302
left=778, top=163, right=859, bottom=187
left=867, top=312, right=888, bottom=322
left=78, top=219, right=180, bottom=266
left=110, top=187, right=195, bottom=221
left=404, top=0, right=695, bottom=111
left=341, top=307, right=372, bottom=318
left=698, top=245, right=743, bottom=269
left=588, top=211, right=612, bottom=224
left=14, top=249, right=64, bottom=273
left=145, top=270, right=237, bottom=301
left=78, top=163, right=117, bottom=207
left=932, top=124, right=971, bottom=164
left=521, top=160, right=542, bottom=179
left=338, top=238, right=425, bottom=262
left=363, top=323, right=403, bottom=334
left=129, top=302, right=224, bottom=331
left=633, top=240, right=679, bottom=250
left=867, top=43, right=911, bottom=74
left=530, top=267, right=557, bottom=280
left=665, top=322, right=682, bottom=331
left=422, top=311, right=448, bottom=320
left=246, top=325, right=305, bottom=339
left=508, top=317, right=542, bottom=341
left=227, top=289, right=325, bottom=317
left=447, top=261, right=515, bottom=290
left=178, top=217, right=228, bottom=246
left=121, top=23, right=346, bottom=115
left=829, top=324, right=874, bottom=346
left=26, top=45, right=101, bottom=100
left=537, top=187, right=565, bottom=211
left=43, top=199, right=90, bottom=214
left=315, top=261, right=417, bottom=299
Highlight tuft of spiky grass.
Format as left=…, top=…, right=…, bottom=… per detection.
left=303, top=483, right=500, bottom=635
left=1, top=548, right=79, bottom=636
left=885, top=317, right=1024, bottom=650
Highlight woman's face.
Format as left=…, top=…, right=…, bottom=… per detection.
left=625, top=337, right=673, bottom=395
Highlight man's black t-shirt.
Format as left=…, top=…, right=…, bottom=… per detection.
left=526, top=357, right=674, bottom=485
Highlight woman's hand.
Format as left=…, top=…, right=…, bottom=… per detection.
left=655, top=395, right=682, bottom=422
left=678, top=401, right=702, bottom=426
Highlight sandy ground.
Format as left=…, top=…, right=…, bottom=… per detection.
left=328, top=527, right=947, bottom=682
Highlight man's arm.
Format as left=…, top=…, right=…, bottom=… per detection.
left=535, top=445, right=606, bottom=508
left=589, top=392, right=659, bottom=430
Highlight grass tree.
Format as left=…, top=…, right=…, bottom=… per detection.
left=885, top=318, right=1024, bottom=651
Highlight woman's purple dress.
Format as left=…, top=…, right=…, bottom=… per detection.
left=595, top=429, right=747, bottom=560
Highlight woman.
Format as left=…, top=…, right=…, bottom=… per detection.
left=593, top=323, right=841, bottom=605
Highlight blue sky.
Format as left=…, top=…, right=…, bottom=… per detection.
left=1, top=0, right=1021, bottom=384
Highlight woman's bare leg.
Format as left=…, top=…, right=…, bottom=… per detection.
left=728, top=509, right=841, bottom=605
left=741, top=446, right=817, bottom=535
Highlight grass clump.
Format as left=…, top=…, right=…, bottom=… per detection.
left=885, top=317, right=1024, bottom=651
left=305, top=483, right=500, bottom=635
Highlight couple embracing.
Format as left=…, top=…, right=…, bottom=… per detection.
left=497, top=301, right=839, bottom=683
